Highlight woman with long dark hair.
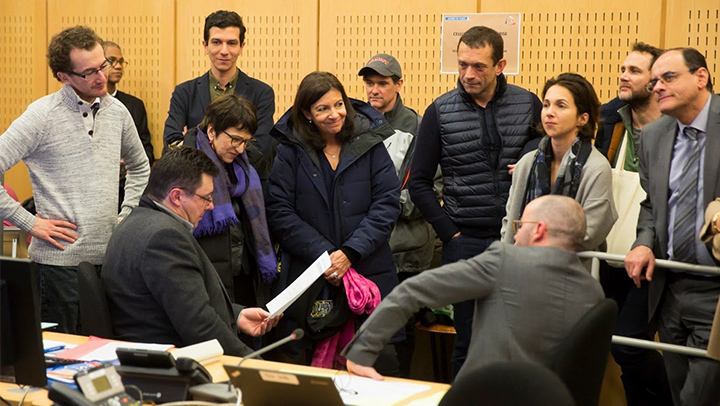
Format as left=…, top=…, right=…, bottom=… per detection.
left=267, top=72, right=401, bottom=368
left=501, top=73, right=616, bottom=250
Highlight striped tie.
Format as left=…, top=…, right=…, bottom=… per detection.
left=672, top=126, right=700, bottom=263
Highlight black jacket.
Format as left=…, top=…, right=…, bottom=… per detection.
left=409, top=74, right=541, bottom=242
left=266, top=101, right=401, bottom=358
left=116, top=90, right=154, bottom=165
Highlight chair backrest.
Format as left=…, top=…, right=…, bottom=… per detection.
left=438, top=361, right=575, bottom=406
left=550, top=298, right=618, bottom=406
left=77, top=262, right=114, bottom=338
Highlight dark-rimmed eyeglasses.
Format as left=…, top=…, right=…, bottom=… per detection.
left=107, top=57, right=128, bottom=68
left=512, top=219, right=539, bottom=234
left=223, top=131, right=256, bottom=148
left=68, top=58, right=111, bottom=80
left=180, top=188, right=214, bottom=205
left=645, top=67, right=699, bottom=92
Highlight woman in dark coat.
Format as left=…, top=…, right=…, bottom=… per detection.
left=267, top=71, right=401, bottom=365
left=177, top=95, right=277, bottom=307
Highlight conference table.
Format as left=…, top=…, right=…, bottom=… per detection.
left=0, top=332, right=450, bottom=406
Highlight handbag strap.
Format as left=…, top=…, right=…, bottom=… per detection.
left=615, top=130, right=630, bottom=171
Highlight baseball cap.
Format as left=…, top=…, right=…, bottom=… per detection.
left=358, top=53, right=402, bottom=78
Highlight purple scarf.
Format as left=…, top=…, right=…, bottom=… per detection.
left=194, top=128, right=277, bottom=283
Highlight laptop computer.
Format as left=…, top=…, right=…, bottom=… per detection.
left=223, top=364, right=345, bottom=406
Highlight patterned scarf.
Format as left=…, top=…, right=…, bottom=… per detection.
left=194, top=128, right=277, bottom=283
left=521, top=135, right=592, bottom=213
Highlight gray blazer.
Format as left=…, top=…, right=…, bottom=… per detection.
left=633, top=94, right=720, bottom=320
left=102, top=197, right=252, bottom=356
left=342, top=241, right=604, bottom=381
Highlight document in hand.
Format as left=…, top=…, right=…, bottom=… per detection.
left=266, top=252, right=331, bottom=318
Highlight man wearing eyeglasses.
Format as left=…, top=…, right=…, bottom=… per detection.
left=342, top=195, right=604, bottom=381
left=163, top=10, right=275, bottom=187
left=104, top=41, right=154, bottom=166
left=625, top=48, right=720, bottom=405
left=0, top=26, right=150, bottom=333
left=102, top=147, right=279, bottom=356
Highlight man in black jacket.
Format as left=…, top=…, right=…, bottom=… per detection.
left=162, top=10, right=275, bottom=183
left=408, top=26, right=541, bottom=378
left=104, top=41, right=156, bottom=213
left=103, top=147, right=279, bottom=355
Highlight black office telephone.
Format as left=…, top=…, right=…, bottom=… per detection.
left=114, top=348, right=212, bottom=403
left=49, top=364, right=136, bottom=406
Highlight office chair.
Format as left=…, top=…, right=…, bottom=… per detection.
left=77, top=261, right=114, bottom=338
left=438, top=361, right=575, bottom=406
left=550, top=298, right=618, bottom=406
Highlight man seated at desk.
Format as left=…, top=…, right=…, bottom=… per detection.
left=102, top=147, right=279, bottom=356
left=342, top=195, right=604, bottom=381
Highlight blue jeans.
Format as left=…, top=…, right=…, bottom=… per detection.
left=442, top=235, right=496, bottom=380
left=36, top=263, right=83, bottom=334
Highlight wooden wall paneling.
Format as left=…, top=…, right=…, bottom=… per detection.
left=46, top=0, right=175, bottom=159
left=176, top=0, right=319, bottom=121
left=665, top=0, right=719, bottom=90
left=0, top=0, right=47, bottom=202
left=318, top=0, right=477, bottom=114
left=480, top=0, right=663, bottom=103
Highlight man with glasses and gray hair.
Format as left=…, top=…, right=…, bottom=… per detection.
left=625, top=47, right=720, bottom=405
left=0, top=26, right=150, bottom=333
left=342, top=195, right=604, bottom=382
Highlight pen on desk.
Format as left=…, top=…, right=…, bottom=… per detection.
left=44, top=345, right=66, bottom=353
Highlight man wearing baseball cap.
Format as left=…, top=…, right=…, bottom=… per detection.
left=359, top=54, right=439, bottom=377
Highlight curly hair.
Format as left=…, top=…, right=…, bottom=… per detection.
left=47, top=26, right=103, bottom=81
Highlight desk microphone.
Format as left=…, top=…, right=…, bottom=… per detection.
left=237, top=328, right=305, bottom=366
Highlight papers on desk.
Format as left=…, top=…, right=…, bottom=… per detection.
left=266, top=252, right=331, bottom=317
left=172, top=339, right=224, bottom=364
left=332, top=375, right=432, bottom=406
left=54, top=336, right=173, bottom=362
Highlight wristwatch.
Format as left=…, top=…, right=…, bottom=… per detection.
left=713, top=212, right=720, bottom=234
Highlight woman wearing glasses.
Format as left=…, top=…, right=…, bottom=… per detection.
left=501, top=73, right=617, bottom=251
left=267, top=72, right=400, bottom=366
left=173, top=94, right=277, bottom=306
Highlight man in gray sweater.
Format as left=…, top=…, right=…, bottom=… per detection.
left=0, top=26, right=150, bottom=333
left=343, top=195, right=604, bottom=381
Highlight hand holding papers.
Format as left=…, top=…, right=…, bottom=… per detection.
left=266, top=252, right=331, bottom=318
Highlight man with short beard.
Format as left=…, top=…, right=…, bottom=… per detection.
left=595, top=42, right=672, bottom=406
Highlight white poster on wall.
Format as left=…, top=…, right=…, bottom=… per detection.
left=441, top=13, right=522, bottom=75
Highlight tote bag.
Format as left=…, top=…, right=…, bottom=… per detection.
left=606, top=132, right=646, bottom=266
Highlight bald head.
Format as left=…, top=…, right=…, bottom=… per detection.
left=516, top=196, right=586, bottom=251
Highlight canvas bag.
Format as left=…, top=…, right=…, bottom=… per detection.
left=606, top=131, right=646, bottom=266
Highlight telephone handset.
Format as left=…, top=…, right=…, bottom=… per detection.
left=48, top=364, right=136, bottom=406
left=113, top=348, right=212, bottom=403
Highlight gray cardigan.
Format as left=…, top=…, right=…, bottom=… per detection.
left=0, top=85, right=149, bottom=265
left=500, top=146, right=617, bottom=251
left=342, top=242, right=605, bottom=381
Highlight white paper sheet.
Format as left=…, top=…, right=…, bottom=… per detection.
left=266, top=251, right=331, bottom=317
left=332, top=375, right=432, bottom=406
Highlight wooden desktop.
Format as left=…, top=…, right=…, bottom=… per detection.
left=0, top=332, right=449, bottom=406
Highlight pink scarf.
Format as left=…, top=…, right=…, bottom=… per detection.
left=311, top=268, right=381, bottom=369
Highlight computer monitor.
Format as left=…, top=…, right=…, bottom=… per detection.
left=0, top=256, right=47, bottom=387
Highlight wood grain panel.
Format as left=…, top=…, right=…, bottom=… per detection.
left=481, top=0, right=662, bottom=103
left=0, top=0, right=47, bottom=201
left=318, top=0, right=477, bottom=114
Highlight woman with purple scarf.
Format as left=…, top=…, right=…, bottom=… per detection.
left=176, top=94, right=277, bottom=306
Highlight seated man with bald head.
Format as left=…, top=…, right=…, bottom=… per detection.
left=343, top=195, right=604, bottom=381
